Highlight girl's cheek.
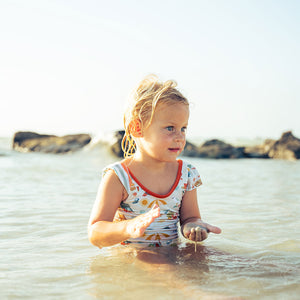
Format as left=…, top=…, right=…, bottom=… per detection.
left=162, top=130, right=173, bottom=137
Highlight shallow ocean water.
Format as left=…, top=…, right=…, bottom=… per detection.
left=0, top=137, right=299, bottom=299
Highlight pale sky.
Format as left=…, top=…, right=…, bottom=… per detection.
left=1, top=0, right=299, bottom=141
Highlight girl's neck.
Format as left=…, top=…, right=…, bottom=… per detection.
left=124, top=152, right=181, bottom=196
left=129, top=151, right=175, bottom=173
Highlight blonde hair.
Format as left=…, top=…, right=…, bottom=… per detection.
left=122, top=74, right=189, bottom=158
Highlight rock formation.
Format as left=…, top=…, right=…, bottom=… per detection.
left=243, top=139, right=275, bottom=159
left=267, top=131, right=300, bottom=160
left=12, top=130, right=300, bottom=160
left=12, top=131, right=91, bottom=154
left=196, top=139, right=245, bottom=159
left=181, top=141, right=201, bottom=157
left=110, top=130, right=127, bottom=157
left=109, top=131, right=245, bottom=159
left=109, top=130, right=300, bottom=160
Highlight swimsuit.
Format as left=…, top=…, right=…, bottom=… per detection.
left=103, top=159, right=202, bottom=247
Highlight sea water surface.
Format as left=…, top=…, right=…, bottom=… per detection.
left=0, top=136, right=299, bottom=299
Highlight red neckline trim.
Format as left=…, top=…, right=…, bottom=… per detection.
left=123, top=160, right=183, bottom=199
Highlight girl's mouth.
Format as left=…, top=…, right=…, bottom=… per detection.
left=168, top=147, right=180, bottom=152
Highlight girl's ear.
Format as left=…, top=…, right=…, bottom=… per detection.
left=129, top=119, right=143, bottom=137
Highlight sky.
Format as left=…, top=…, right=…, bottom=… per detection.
left=1, top=0, right=299, bottom=141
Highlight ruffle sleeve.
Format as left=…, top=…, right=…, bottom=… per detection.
left=102, top=162, right=131, bottom=194
left=186, top=162, right=202, bottom=191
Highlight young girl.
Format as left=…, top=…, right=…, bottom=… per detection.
left=88, top=75, right=221, bottom=249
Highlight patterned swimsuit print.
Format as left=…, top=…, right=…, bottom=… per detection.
left=103, top=159, right=202, bottom=247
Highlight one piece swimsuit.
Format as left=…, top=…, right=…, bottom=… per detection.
left=103, top=159, right=202, bottom=247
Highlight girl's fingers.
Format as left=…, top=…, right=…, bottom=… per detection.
left=190, top=227, right=195, bottom=240
left=149, top=204, right=161, bottom=217
left=183, top=221, right=221, bottom=242
left=195, top=227, right=201, bottom=241
left=151, top=203, right=159, bottom=209
left=206, top=224, right=222, bottom=234
left=190, top=226, right=208, bottom=241
left=128, top=206, right=161, bottom=238
left=200, top=228, right=208, bottom=241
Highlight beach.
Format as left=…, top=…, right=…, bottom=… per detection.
left=1, top=136, right=299, bottom=299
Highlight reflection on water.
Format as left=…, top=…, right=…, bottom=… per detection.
left=88, top=245, right=220, bottom=300
left=87, top=242, right=299, bottom=299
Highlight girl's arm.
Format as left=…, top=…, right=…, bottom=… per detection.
left=88, top=170, right=160, bottom=248
left=180, top=189, right=221, bottom=242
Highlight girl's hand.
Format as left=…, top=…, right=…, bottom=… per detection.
left=181, top=220, right=221, bottom=242
left=125, top=204, right=160, bottom=238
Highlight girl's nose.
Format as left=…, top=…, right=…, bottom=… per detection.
left=175, top=130, right=185, bottom=142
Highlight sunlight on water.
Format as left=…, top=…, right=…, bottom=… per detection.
left=0, top=138, right=299, bottom=299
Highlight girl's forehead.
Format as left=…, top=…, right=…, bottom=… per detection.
left=154, top=102, right=189, bottom=119
left=155, top=101, right=189, bottom=112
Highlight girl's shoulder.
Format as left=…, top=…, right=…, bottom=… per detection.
left=102, top=160, right=131, bottom=194
left=179, top=159, right=199, bottom=172
left=179, top=159, right=202, bottom=189
left=102, top=162, right=120, bottom=179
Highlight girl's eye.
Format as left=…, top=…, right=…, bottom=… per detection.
left=181, top=127, right=187, bottom=133
left=166, top=126, right=174, bottom=132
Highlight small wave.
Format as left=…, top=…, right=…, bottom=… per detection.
left=267, top=239, right=300, bottom=252
left=83, top=132, right=117, bottom=151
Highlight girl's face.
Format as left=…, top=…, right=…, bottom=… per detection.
left=137, top=102, right=189, bottom=162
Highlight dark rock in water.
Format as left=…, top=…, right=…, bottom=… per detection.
left=243, top=139, right=275, bottom=159
left=182, top=141, right=200, bottom=157
left=110, top=130, right=206, bottom=158
left=108, top=130, right=300, bottom=160
left=110, top=131, right=244, bottom=159
left=268, top=131, right=300, bottom=160
left=197, top=139, right=245, bottom=159
left=244, top=132, right=300, bottom=160
left=111, top=130, right=126, bottom=157
left=12, top=131, right=92, bottom=154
